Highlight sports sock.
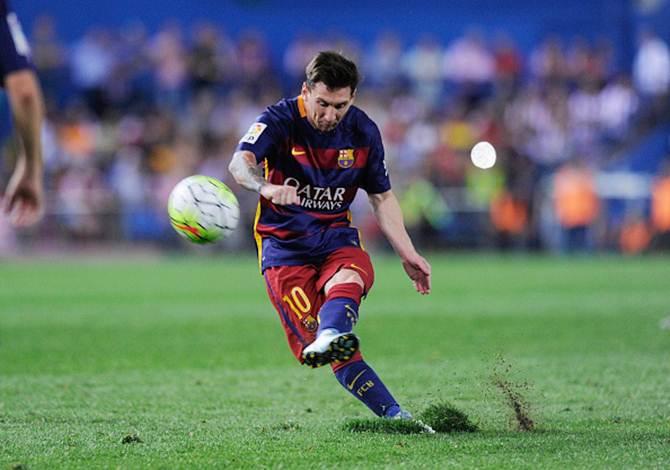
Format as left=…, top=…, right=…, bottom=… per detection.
left=317, top=297, right=358, bottom=333
left=333, top=359, right=399, bottom=417
left=317, top=282, right=363, bottom=334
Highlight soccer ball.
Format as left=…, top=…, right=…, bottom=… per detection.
left=167, top=175, right=240, bottom=244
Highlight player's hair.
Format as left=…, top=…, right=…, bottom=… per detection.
left=305, top=51, right=359, bottom=93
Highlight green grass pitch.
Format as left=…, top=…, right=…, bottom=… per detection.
left=1, top=254, right=669, bottom=468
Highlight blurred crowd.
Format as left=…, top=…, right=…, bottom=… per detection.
left=3, top=16, right=670, bottom=254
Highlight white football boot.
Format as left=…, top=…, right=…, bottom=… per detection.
left=387, top=408, right=414, bottom=420
left=386, top=407, right=436, bottom=434
left=302, top=328, right=359, bottom=368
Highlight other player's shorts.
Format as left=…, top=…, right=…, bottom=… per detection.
left=262, top=246, right=374, bottom=363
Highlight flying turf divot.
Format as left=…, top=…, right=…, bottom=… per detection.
left=419, top=402, right=478, bottom=433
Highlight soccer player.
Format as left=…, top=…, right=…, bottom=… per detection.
left=0, top=0, right=45, bottom=226
left=229, top=51, right=431, bottom=419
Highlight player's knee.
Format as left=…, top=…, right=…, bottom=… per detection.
left=325, top=269, right=364, bottom=293
left=325, top=280, right=364, bottom=304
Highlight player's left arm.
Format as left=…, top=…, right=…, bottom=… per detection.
left=368, top=190, right=431, bottom=295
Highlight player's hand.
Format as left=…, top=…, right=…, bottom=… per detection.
left=401, top=253, right=431, bottom=295
left=2, top=159, right=44, bottom=227
left=260, top=183, right=301, bottom=206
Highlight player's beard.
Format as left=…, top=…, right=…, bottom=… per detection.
left=318, top=120, right=338, bottom=132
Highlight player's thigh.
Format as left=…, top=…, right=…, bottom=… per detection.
left=263, top=265, right=324, bottom=358
left=317, top=247, right=375, bottom=294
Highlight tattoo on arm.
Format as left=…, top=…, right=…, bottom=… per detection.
left=229, top=151, right=267, bottom=193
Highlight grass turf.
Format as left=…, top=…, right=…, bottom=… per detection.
left=1, top=254, right=669, bottom=468
left=419, top=402, right=478, bottom=433
left=343, top=417, right=429, bottom=434
left=343, top=401, right=478, bottom=435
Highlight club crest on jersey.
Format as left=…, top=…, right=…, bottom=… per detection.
left=338, top=149, right=355, bottom=168
left=302, top=315, right=318, bottom=333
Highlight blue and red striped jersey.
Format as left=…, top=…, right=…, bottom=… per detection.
left=236, top=96, right=390, bottom=271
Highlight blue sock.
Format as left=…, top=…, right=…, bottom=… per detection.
left=334, top=359, right=399, bottom=417
left=318, top=297, right=358, bottom=334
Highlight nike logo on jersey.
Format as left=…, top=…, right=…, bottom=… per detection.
left=347, top=369, right=368, bottom=390
left=291, top=146, right=306, bottom=156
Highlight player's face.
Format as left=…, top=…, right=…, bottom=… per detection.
left=301, top=82, right=354, bottom=132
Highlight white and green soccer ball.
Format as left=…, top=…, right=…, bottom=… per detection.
left=167, top=175, right=240, bottom=244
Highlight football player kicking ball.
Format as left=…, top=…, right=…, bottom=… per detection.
left=229, top=51, right=431, bottom=419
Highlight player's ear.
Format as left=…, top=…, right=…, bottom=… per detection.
left=301, top=82, right=309, bottom=97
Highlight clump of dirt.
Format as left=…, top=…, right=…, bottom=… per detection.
left=492, top=356, right=535, bottom=431
left=121, top=433, right=143, bottom=444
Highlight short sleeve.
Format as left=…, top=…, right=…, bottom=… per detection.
left=236, top=110, right=282, bottom=165
left=362, top=122, right=391, bottom=194
left=0, top=2, right=32, bottom=79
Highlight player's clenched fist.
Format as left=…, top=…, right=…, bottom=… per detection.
left=260, top=183, right=301, bottom=206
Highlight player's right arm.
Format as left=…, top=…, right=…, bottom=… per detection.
left=228, top=150, right=300, bottom=205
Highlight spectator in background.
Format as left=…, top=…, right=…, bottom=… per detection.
left=553, top=160, right=600, bottom=253
left=443, top=28, right=495, bottom=102
left=402, top=35, right=443, bottom=105
left=109, top=21, right=151, bottom=110
left=492, top=32, right=522, bottom=90
left=70, top=28, right=116, bottom=117
left=1, top=0, right=45, bottom=227
left=149, top=22, right=187, bottom=110
left=188, top=22, right=235, bottom=96
left=598, top=74, right=639, bottom=145
left=619, top=214, right=651, bottom=255
left=568, top=78, right=604, bottom=162
left=633, top=29, right=670, bottom=97
left=565, top=36, right=611, bottom=86
left=236, top=30, right=273, bottom=96
left=490, top=189, right=528, bottom=250
left=650, top=165, right=670, bottom=249
left=364, top=32, right=405, bottom=93
left=282, top=33, right=324, bottom=94
left=633, top=28, right=670, bottom=125
left=506, top=84, right=571, bottom=170
left=30, top=14, right=67, bottom=107
left=529, top=35, right=568, bottom=85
